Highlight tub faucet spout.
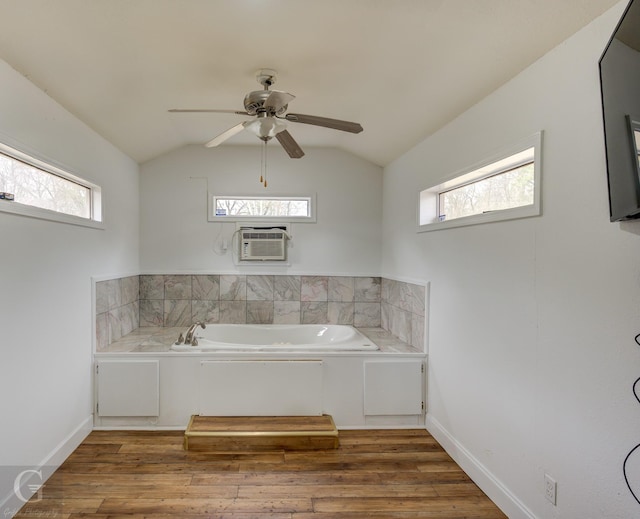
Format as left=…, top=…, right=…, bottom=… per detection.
left=184, top=321, right=206, bottom=345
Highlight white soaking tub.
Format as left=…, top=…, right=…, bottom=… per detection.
left=170, top=324, right=379, bottom=352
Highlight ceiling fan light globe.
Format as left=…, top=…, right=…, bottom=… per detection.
left=246, top=118, right=287, bottom=139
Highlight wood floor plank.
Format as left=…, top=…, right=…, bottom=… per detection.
left=237, top=483, right=439, bottom=499
left=192, top=471, right=383, bottom=486
left=312, top=495, right=505, bottom=513
left=15, top=428, right=506, bottom=519
left=98, top=497, right=313, bottom=514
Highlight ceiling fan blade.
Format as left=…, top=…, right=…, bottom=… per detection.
left=204, top=122, right=248, bottom=148
left=284, top=113, right=363, bottom=134
left=169, top=109, right=249, bottom=115
left=264, top=91, right=295, bottom=112
left=276, top=130, right=305, bottom=159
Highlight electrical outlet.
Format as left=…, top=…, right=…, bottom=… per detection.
left=544, top=473, right=557, bottom=505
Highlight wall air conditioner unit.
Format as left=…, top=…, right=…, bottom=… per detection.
left=239, top=227, right=288, bottom=261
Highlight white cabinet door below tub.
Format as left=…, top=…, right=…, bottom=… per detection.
left=96, top=360, right=160, bottom=417
left=363, top=360, right=424, bottom=415
left=199, top=360, right=323, bottom=416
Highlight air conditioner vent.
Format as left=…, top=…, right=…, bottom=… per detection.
left=240, top=227, right=288, bottom=261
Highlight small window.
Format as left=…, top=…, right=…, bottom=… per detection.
left=419, top=132, right=542, bottom=232
left=209, top=194, right=315, bottom=222
left=0, top=140, right=102, bottom=227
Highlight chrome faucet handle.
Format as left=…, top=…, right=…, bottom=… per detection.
left=184, top=321, right=205, bottom=345
left=174, top=333, right=184, bottom=345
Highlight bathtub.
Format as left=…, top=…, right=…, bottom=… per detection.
left=170, top=324, right=379, bottom=352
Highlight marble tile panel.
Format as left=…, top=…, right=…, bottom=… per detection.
left=108, top=307, right=123, bottom=343
left=140, top=275, right=164, bottom=300
left=274, top=275, right=301, bottom=301
left=388, top=305, right=412, bottom=344
left=220, top=275, right=247, bottom=301
left=301, top=301, right=328, bottom=324
left=247, top=301, right=274, bottom=324
left=354, top=302, right=381, bottom=328
left=273, top=301, right=301, bottom=324
left=151, top=327, right=186, bottom=342
left=95, top=281, right=110, bottom=314
left=328, top=302, right=354, bottom=325
left=96, top=312, right=109, bottom=351
left=192, top=300, right=219, bottom=323
left=120, top=302, right=138, bottom=337
left=121, top=276, right=139, bottom=305
left=412, top=312, right=425, bottom=351
left=192, top=275, right=220, bottom=301
left=301, top=276, right=328, bottom=302
left=381, top=278, right=392, bottom=304
left=355, top=277, right=381, bottom=302
left=389, top=280, right=413, bottom=313
left=139, top=299, right=164, bottom=327
left=381, top=301, right=390, bottom=331
left=410, top=283, right=426, bottom=316
left=106, top=279, right=122, bottom=310
left=219, top=301, right=247, bottom=323
left=328, top=277, right=354, bottom=302
left=164, top=299, right=191, bottom=327
left=164, top=275, right=192, bottom=300
left=132, top=343, right=172, bottom=353
left=247, top=275, right=274, bottom=301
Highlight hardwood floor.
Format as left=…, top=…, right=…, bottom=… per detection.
left=15, top=429, right=507, bottom=518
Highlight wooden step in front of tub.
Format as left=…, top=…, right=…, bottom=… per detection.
left=183, top=415, right=339, bottom=451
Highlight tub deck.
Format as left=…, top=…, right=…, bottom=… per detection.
left=99, top=326, right=421, bottom=354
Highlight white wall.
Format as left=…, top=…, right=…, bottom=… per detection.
left=382, top=2, right=640, bottom=518
left=140, top=144, right=382, bottom=275
left=0, top=58, right=139, bottom=508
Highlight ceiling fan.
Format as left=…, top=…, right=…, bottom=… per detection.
left=169, top=69, right=363, bottom=159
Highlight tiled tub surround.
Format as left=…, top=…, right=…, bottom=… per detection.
left=381, top=278, right=426, bottom=350
left=139, top=275, right=382, bottom=328
left=95, top=275, right=426, bottom=352
left=95, top=276, right=139, bottom=350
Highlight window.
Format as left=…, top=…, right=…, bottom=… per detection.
left=0, top=140, right=102, bottom=227
left=418, top=132, right=542, bottom=232
left=209, top=194, right=315, bottom=222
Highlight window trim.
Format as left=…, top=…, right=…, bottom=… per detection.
left=208, top=193, right=316, bottom=223
left=0, top=137, right=104, bottom=229
left=417, top=131, right=542, bottom=233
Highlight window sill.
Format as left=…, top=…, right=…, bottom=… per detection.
left=417, top=203, right=540, bottom=233
left=0, top=199, right=105, bottom=229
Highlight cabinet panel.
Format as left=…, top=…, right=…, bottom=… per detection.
left=97, top=360, right=159, bottom=416
left=199, top=360, right=323, bottom=416
left=364, top=360, right=423, bottom=415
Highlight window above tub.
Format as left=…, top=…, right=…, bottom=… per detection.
left=418, top=131, right=542, bottom=232
left=0, top=139, right=103, bottom=228
left=209, top=194, right=316, bottom=223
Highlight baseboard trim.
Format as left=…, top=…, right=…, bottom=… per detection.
left=426, top=413, right=537, bottom=519
left=1, top=415, right=92, bottom=519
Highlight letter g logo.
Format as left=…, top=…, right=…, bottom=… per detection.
left=13, top=469, right=43, bottom=503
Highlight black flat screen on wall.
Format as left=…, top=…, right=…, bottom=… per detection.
left=599, top=0, right=640, bottom=222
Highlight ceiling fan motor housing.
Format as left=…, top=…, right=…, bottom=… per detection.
left=243, top=90, right=288, bottom=116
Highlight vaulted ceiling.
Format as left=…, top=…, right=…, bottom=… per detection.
left=0, top=0, right=621, bottom=166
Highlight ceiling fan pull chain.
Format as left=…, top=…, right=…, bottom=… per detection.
left=260, top=139, right=268, bottom=187
left=260, top=140, right=266, bottom=184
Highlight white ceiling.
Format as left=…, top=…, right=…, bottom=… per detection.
left=0, top=0, right=621, bottom=166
